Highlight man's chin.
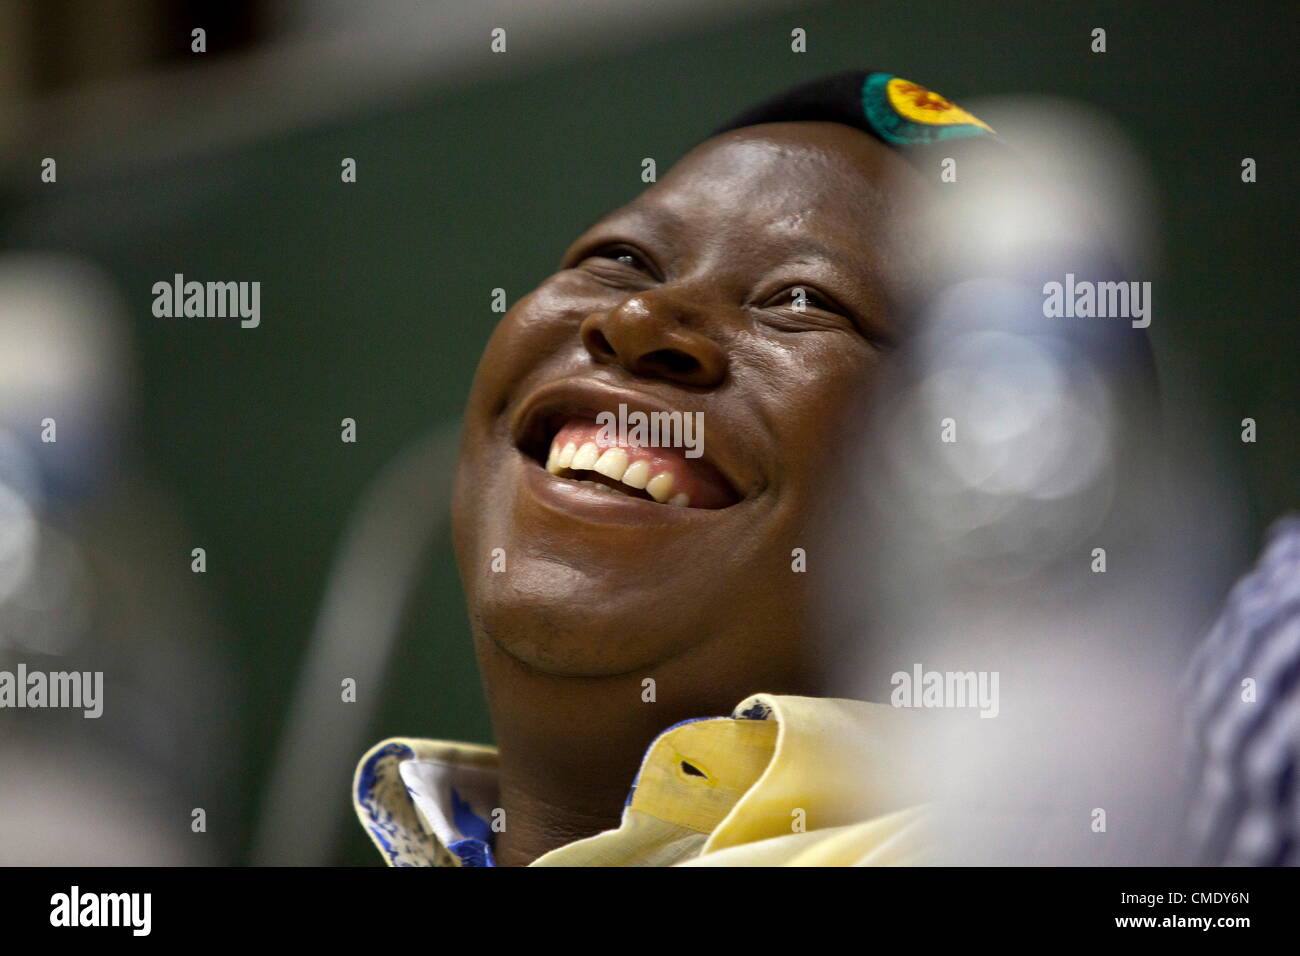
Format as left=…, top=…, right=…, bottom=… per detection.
left=471, top=594, right=713, bottom=679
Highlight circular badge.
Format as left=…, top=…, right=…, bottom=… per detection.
left=861, top=73, right=995, bottom=145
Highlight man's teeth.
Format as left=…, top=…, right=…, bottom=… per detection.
left=544, top=438, right=689, bottom=506
left=645, top=472, right=674, bottom=503
left=622, top=460, right=650, bottom=489
left=571, top=441, right=600, bottom=471
left=593, top=447, right=628, bottom=479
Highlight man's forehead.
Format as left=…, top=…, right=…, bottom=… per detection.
left=594, top=130, right=877, bottom=223
left=583, top=128, right=913, bottom=256
left=668, top=122, right=911, bottom=189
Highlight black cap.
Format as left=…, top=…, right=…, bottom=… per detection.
left=715, top=71, right=1001, bottom=155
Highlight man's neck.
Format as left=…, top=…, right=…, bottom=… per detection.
left=483, top=660, right=692, bottom=866
left=476, top=635, right=818, bottom=866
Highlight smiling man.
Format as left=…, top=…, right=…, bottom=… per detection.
left=353, top=71, right=999, bottom=867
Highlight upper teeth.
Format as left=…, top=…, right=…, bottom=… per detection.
left=545, top=438, right=688, bottom=506
left=622, top=460, right=650, bottom=489
left=593, top=447, right=628, bottom=479
left=571, top=441, right=599, bottom=471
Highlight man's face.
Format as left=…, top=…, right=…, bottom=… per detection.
left=453, top=121, right=927, bottom=678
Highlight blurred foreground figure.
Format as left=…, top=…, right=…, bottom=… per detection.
left=812, top=96, right=1219, bottom=865
left=0, top=255, right=234, bottom=864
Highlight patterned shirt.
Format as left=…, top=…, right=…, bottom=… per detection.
left=1185, top=515, right=1300, bottom=865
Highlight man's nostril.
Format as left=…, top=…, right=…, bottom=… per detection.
left=580, top=310, right=725, bottom=386
left=585, top=328, right=617, bottom=360
left=642, top=349, right=699, bottom=377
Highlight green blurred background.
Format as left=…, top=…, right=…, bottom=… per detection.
left=0, top=0, right=1293, bottom=864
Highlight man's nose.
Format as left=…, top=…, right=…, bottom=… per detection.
left=579, top=291, right=728, bottom=388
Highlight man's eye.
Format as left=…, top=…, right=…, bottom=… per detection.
left=587, top=245, right=652, bottom=273
left=774, top=286, right=837, bottom=313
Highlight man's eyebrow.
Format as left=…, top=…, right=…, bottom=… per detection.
left=783, top=234, right=884, bottom=284
left=576, top=203, right=683, bottom=241
left=560, top=204, right=683, bottom=269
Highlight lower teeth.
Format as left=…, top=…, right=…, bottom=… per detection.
left=578, top=479, right=628, bottom=497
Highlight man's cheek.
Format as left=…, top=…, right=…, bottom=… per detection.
left=481, top=300, right=578, bottom=381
